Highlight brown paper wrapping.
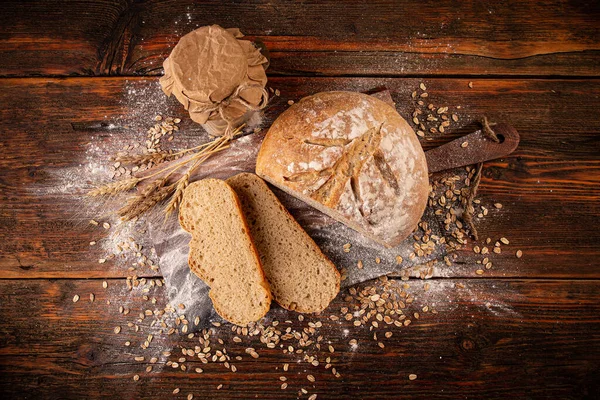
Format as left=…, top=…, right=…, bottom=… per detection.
left=160, top=25, right=269, bottom=136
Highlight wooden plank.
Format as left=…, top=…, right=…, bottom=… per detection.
left=265, top=50, right=600, bottom=77
left=1, top=1, right=599, bottom=77
left=0, top=0, right=130, bottom=76
left=0, top=77, right=598, bottom=279
left=0, top=278, right=598, bottom=399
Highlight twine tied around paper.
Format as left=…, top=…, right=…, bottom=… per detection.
left=192, top=83, right=269, bottom=138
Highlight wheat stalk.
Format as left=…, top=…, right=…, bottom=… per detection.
left=163, top=173, right=190, bottom=220
left=87, top=177, right=141, bottom=197
left=141, top=175, right=169, bottom=197
left=93, top=124, right=246, bottom=220
left=87, top=152, right=192, bottom=198
left=118, top=183, right=176, bottom=221
left=113, top=152, right=170, bottom=165
left=115, top=135, right=233, bottom=221
left=113, top=140, right=218, bottom=165
left=162, top=132, right=235, bottom=220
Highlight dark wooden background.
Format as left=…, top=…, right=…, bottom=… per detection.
left=1, top=1, right=599, bottom=399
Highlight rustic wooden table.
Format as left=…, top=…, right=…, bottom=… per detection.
left=1, top=1, right=599, bottom=399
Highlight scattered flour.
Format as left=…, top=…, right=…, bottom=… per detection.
left=51, top=76, right=516, bottom=394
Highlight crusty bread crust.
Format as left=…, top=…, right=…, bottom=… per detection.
left=256, top=91, right=429, bottom=248
left=179, top=179, right=271, bottom=326
left=227, top=173, right=340, bottom=313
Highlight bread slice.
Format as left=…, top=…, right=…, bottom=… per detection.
left=179, top=178, right=271, bottom=326
left=226, top=173, right=340, bottom=313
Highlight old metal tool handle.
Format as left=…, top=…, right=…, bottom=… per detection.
left=425, top=123, right=520, bottom=173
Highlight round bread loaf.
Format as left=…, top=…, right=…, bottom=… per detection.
left=256, top=91, right=429, bottom=248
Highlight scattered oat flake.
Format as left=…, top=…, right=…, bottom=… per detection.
left=516, top=250, right=523, bottom=258
left=114, top=326, right=121, bottom=334
left=98, top=258, right=106, bottom=264
left=102, top=281, right=108, bottom=289
left=500, top=237, right=510, bottom=245
left=89, top=293, right=95, bottom=302
left=102, top=222, right=110, bottom=229
left=468, top=81, right=473, bottom=88
left=287, top=100, right=294, bottom=105
left=187, top=394, right=194, bottom=400
left=409, top=374, right=418, bottom=380
left=217, top=384, right=223, bottom=390
left=419, top=83, right=427, bottom=91
left=307, top=374, right=315, bottom=382
left=461, top=141, right=469, bottom=148
left=308, top=394, right=318, bottom=400
left=494, top=203, right=503, bottom=209
left=173, top=388, right=180, bottom=394
left=133, top=374, right=139, bottom=381
left=72, top=294, right=80, bottom=303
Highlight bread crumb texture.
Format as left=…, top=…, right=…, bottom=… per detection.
left=179, top=179, right=271, bottom=326
left=227, top=173, right=340, bottom=313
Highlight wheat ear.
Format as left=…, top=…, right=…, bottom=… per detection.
left=113, top=152, right=170, bottom=165
left=163, top=133, right=233, bottom=220
left=87, top=177, right=141, bottom=197
left=118, top=183, right=175, bottom=222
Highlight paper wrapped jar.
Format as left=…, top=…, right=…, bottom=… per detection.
left=160, top=25, right=269, bottom=137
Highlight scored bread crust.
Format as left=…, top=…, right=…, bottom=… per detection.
left=256, top=91, right=429, bottom=248
left=179, top=179, right=271, bottom=326
left=227, top=173, right=340, bottom=313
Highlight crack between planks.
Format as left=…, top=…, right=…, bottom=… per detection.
left=0, top=276, right=598, bottom=282
left=1, top=73, right=600, bottom=80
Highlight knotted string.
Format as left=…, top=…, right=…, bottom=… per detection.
left=194, top=83, right=270, bottom=138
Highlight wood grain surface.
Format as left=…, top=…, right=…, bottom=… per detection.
left=1, top=77, right=598, bottom=280
left=1, top=279, right=598, bottom=399
left=1, top=1, right=599, bottom=77
left=1, top=1, right=599, bottom=399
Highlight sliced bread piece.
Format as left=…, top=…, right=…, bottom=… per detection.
left=179, top=178, right=271, bottom=326
left=227, top=173, right=340, bottom=313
